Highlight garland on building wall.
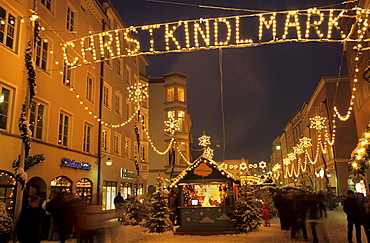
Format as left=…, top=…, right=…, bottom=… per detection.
left=348, top=124, right=370, bottom=181
left=134, top=112, right=141, bottom=176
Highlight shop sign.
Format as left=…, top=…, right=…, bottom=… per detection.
left=60, top=158, right=92, bottom=170
left=194, top=163, right=212, bottom=177
left=120, top=169, right=135, bottom=180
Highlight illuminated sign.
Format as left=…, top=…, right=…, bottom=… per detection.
left=120, top=168, right=136, bottom=180
left=194, top=163, right=213, bottom=177
left=60, top=158, right=92, bottom=170
left=63, top=8, right=364, bottom=68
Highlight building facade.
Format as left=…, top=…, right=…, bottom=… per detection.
left=270, top=76, right=358, bottom=194
left=147, top=72, right=192, bottom=189
left=0, top=0, right=149, bottom=218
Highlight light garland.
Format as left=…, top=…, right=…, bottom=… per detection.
left=62, top=8, right=363, bottom=69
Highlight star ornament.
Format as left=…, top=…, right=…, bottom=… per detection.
left=259, top=161, right=267, bottom=169
left=310, top=115, right=327, bottom=130
left=164, top=117, right=179, bottom=135
left=299, top=137, right=312, bottom=148
left=203, top=147, right=214, bottom=159
left=128, top=82, right=148, bottom=102
left=283, top=158, right=291, bottom=166
left=198, top=134, right=211, bottom=147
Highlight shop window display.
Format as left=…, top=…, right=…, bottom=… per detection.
left=182, top=183, right=231, bottom=207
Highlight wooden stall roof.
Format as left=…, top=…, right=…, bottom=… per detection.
left=169, top=155, right=239, bottom=188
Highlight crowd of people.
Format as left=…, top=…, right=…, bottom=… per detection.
left=273, top=189, right=329, bottom=243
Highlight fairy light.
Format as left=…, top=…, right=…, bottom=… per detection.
left=214, top=18, right=232, bottom=46
left=258, top=13, right=277, bottom=41
left=194, top=19, right=210, bottom=47
left=282, top=11, right=302, bottom=40
left=124, top=27, right=140, bottom=55
left=128, top=82, right=149, bottom=103
left=305, top=8, right=324, bottom=39
left=165, top=23, right=182, bottom=50
left=164, top=117, right=180, bottom=135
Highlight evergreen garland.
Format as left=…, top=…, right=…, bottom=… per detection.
left=230, top=184, right=262, bottom=232
left=25, top=41, right=37, bottom=101
left=348, top=124, right=370, bottom=180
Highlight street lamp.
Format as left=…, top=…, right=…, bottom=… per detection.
left=106, top=157, right=113, bottom=166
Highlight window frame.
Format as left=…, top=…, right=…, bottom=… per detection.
left=29, top=100, right=46, bottom=140
left=124, top=137, right=131, bottom=159
left=102, top=127, right=110, bottom=152
left=113, top=132, right=121, bottom=156
left=103, top=82, right=112, bottom=110
left=0, top=6, right=18, bottom=51
left=86, top=72, right=94, bottom=102
left=35, top=37, right=49, bottom=71
left=66, top=6, right=76, bottom=32
left=0, top=84, right=13, bottom=131
left=114, top=91, right=122, bottom=117
left=58, top=111, right=71, bottom=147
left=83, top=122, right=92, bottom=153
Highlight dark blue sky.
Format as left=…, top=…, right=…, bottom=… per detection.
left=110, top=0, right=348, bottom=163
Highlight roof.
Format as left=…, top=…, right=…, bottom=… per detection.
left=169, top=155, right=238, bottom=188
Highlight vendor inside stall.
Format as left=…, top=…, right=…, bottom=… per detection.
left=182, top=182, right=232, bottom=207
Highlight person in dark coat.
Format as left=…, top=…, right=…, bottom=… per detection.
left=17, top=196, right=46, bottom=243
left=356, top=192, right=370, bottom=243
left=290, top=190, right=309, bottom=241
left=343, top=190, right=361, bottom=243
left=114, top=192, right=124, bottom=222
left=46, top=193, right=63, bottom=240
left=55, top=193, right=78, bottom=243
left=274, top=192, right=292, bottom=230
left=169, top=192, right=180, bottom=225
left=316, top=190, right=327, bottom=218
left=306, top=192, right=319, bottom=243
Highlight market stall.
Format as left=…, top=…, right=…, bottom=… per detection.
left=169, top=156, right=239, bottom=235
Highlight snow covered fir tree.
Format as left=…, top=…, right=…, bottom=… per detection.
left=144, top=177, right=172, bottom=233
left=230, top=184, right=262, bottom=232
left=121, top=194, right=147, bottom=226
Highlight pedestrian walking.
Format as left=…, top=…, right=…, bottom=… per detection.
left=46, top=193, right=63, bottom=240
left=274, top=191, right=292, bottom=230
left=357, top=192, right=370, bottom=243
left=262, top=203, right=271, bottom=227
left=290, top=190, right=308, bottom=241
left=114, top=192, right=124, bottom=222
left=169, top=192, right=180, bottom=225
left=0, top=202, right=13, bottom=243
left=55, top=192, right=79, bottom=243
left=317, top=190, right=327, bottom=218
left=41, top=194, right=54, bottom=240
left=344, top=190, right=362, bottom=243
left=17, top=196, right=46, bottom=243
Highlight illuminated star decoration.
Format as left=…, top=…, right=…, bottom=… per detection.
left=164, top=117, right=179, bottom=135
left=310, top=115, right=327, bottom=130
left=198, top=134, right=211, bottom=147
left=299, top=137, right=312, bottom=148
left=203, top=147, right=214, bottom=160
left=272, top=163, right=281, bottom=171
left=283, top=158, right=291, bottom=166
left=293, top=144, right=304, bottom=155
left=128, top=82, right=148, bottom=103
left=259, top=161, right=267, bottom=169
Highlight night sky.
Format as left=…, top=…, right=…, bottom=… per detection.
left=110, top=0, right=348, bottom=164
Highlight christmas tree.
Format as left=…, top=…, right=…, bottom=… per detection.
left=121, top=195, right=145, bottom=225
left=255, top=186, right=278, bottom=218
left=230, top=184, right=262, bottom=232
left=144, top=177, right=172, bottom=233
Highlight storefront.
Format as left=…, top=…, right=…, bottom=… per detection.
left=169, top=156, right=239, bottom=235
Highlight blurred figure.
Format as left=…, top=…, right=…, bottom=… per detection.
left=169, top=192, right=179, bottom=225
left=344, top=190, right=361, bottom=243
left=0, top=202, right=13, bottom=243
left=17, top=196, right=46, bottom=243
left=46, top=193, right=63, bottom=241
left=316, top=190, right=327, bottom=218
left=357, top=192, right=370, bottom=243
left=55, top=192, right=78, bottom=243
left=114, top=192, right=124, bottom=222
left=262, top=203, right=271, bottom=227
left=41, top=194, right=54, bottom=240
left=306, top=193, right=319, bottom=243
left=274, top=191, right=292, bottom=230
left=290, top=191, right=308, bottom=241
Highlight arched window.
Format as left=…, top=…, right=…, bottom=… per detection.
left=76, top=178, right=93, bottom=204
left=0, top=171, right=16, bottom=217
left=50, top=176, right=72, bottom=196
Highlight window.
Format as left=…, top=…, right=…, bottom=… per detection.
left=103, top=83, right=112, bottom=109
left=35, top=38, right=48, bottom=71
left=102, top=128, right=110, bottom=152
left=167, top=87, right=175, bottom=102
left=0, top=86, right=11, bottom=130
left=86, top=73, right=94, bottom=102
left=114, top=133, right=121, bottom=155
left=115, top=91, right=122, bottom=116
left=178, top=87, right=185, bottom=102
left=41, top=0, right=52, bottom=11
left=124, top=137, right=131, bottom=158
left=178, top=110, right=186, bottom=132
left=167, top=110, right=175, bottom=119
left=102, top=181, right=117, bottom=210
left=125, top=65, right=131, bottom=85
left=62, top=63, right=72, bottom=86
left=126, top=100, right=130, bottom=120
left=0, top=171, right=16, bottom=218
left=66, top=7, right=75, bottom=32
left=0, top=6, right=17, bottom=50
left=58, top=112, right=70, bottom=146
left=83, top=123, right=92, bottom=152
left=141, top=146, right=147, bottom=162
left=133, top=73, right=138, bottom=84
left=116, top=58, right=122, bottom=76
left=29, top=101, right=45, bottom=139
